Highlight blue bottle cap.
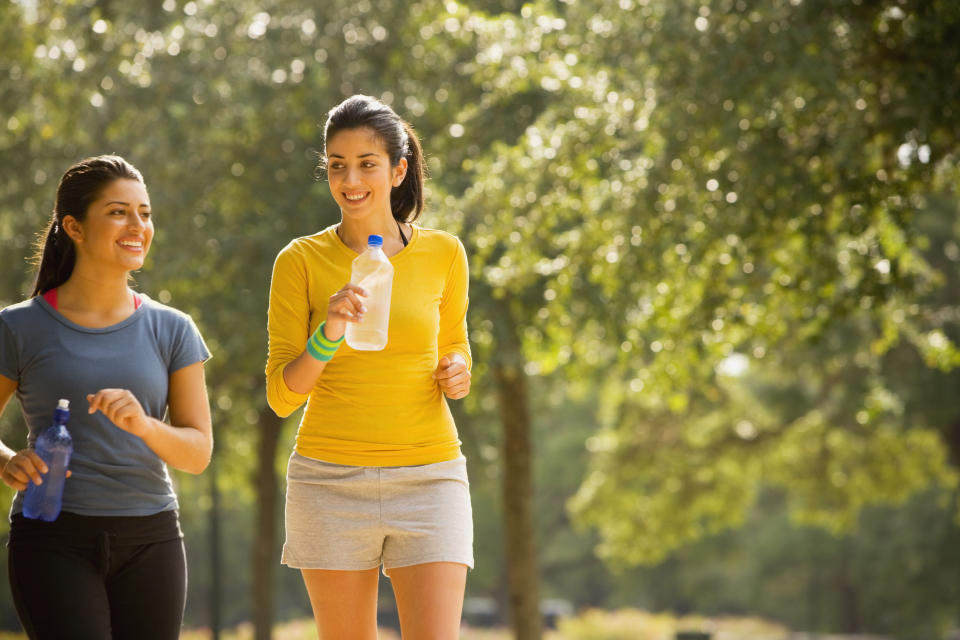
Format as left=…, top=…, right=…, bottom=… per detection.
left=368, top=234, right=383, bottom=247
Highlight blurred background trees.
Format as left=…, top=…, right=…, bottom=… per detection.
left=1, top=0, right=958, bottom=639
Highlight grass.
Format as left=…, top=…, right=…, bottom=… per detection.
left=179, top=622, right=515, bottom=639
left=178, top=621, right=509, bottom=639
left=0, top=622, right=526, bottom=639
left=0, top=610, right=793, bottom=639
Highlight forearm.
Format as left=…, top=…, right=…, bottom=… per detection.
left=140, top=418, right=212, bottom=474
left=282, top=351, right=331, bottom=395
left=0, top=441, right=16, bottom=469
left=0, top=379, right=18, bottom=469
left=281, top=319, right=345, bottom=395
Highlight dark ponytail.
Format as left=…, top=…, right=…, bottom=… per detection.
left=31, top=155, right=143, bottom=297
left=321, top=95, right=425, bottom=222
left=31, top=217, right=76, bottom=298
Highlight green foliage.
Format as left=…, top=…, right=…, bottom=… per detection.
left=608, top=489, right=960, bottom=638
left=2, top=0, right=960, bottom=635
left=531, top=0, right=960, bottom=563
left=556, top=608, right=788, bottom=640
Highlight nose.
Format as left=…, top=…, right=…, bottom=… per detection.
left=343, top=166, right=363, bottom=187
left=126, top=212, right=145, bottom=231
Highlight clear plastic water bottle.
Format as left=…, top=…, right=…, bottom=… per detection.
left=22, top=398, right=73, bottom=522
left=345, top=234, right=394, bottom=351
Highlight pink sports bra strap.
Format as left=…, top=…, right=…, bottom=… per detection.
left=42, top=288, right=142, bottom=310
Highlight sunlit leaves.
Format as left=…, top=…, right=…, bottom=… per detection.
left=2, top=0, right=959, bottom=588
left=471, top=0, right=960, bottom=565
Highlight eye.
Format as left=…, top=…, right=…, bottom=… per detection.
left=110, top=209, right=126, bottom=215
left=140, top=210, right=152, bottom=219
left=329, top=162, right=344, bottom=170
left=362, top=161, right=376, bottom=168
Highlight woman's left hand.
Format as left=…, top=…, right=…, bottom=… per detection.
left=434, top=355, right=471, bottom=400
left=87, top=389, right=152, bottom=439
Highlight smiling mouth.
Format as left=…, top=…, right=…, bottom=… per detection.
left=343, top=192, right=370, bottom=203
left=118, top=240, right=144, bottom=252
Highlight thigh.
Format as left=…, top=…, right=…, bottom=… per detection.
left=106, top=539, right=187, bottom=640
left=283, top=453, right=383, bottom=570
left=388, top=562, right=467, bottom=640
left=8, top=544, right=111, bottom=640
left=301, top=568, right=380, bottom=640
left=381, top=456, right=474, bottom=570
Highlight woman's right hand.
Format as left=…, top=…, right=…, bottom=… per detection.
left=324, top=283, right=368, bottom=340
left=1, top=449, right=69, bottom=492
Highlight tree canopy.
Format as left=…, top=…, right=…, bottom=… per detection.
left=1, top=0, right=959, bottom=637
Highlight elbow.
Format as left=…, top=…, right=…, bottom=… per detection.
left=171, top=451, right=210, bottom=475
left=183, top=434, right=213, bottom=474
left=182, top=457, right=210, bottom=475
left=266, top=368, right=305, bottom=418
left=266, top=393, right=296, bottom=419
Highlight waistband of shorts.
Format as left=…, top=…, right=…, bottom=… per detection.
left=7, top=509, right=182, bottom=548
left=291, top=450, right=466, bottom=469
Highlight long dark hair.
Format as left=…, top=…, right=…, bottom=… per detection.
left=31, top=155, right=144, bottom=297
left=320, top=95, right=425, bottom=222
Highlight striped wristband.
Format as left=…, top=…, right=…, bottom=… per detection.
left=306, top=321, right=344, bottom=362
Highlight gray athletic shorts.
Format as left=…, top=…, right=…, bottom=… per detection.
left=281, top=451, right=474, bottom=572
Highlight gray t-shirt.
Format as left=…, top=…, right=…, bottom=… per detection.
left=0, top=294, right=210, bottom=517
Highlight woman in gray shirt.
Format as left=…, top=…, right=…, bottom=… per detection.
left=0, top=155, right=212, bottom=639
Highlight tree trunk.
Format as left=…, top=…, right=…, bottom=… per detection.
left=836, top=542, right=861, bottom=634
left=493, top=299, right=542, bottom=640
left=253, top=408, right=284, bottom=640
left=209, top=450, right=222, bottom=640
left=943, top=416, right=960, bottom=467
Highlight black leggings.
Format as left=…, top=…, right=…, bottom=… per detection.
left=7, top=511, right=186, bottom=640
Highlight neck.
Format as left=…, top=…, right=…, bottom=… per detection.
left=338, top=215, right=404, bottom=254
left=56, top=263, right=133, bottom=312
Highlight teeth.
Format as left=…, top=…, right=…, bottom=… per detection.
left=120, top=241, right=142, bottom=247
left=345, top=193, right=367, bottom=201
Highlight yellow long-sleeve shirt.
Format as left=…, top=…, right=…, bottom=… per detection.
left=266, top=225, right=471, bottom=466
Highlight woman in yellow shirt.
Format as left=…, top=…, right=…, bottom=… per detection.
left=266, top=95, right=473, bottom=640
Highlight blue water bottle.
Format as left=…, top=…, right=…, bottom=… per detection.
left=22, top=398, right=73, bottom=521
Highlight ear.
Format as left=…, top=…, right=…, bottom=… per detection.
left=61, top=215, right=84, bottom=243
left=392, top=157, right=408, bottom=187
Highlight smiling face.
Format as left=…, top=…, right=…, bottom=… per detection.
left=325, top=127, right=407, bottom=222
left=63, top=178, right=153, bottom=273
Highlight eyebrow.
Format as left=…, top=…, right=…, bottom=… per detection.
left=103, top=201, right=150, bottom=207
left=328, top=153, right=380, bottom=159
